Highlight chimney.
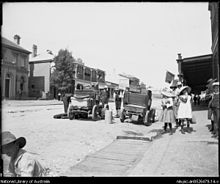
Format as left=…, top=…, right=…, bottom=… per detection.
left=14, top=35, right=21, bottom=45
left=177, top=53, right=182, bottom=60
left=32, top=44, right=37, bottom=57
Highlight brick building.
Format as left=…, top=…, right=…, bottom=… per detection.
left=1, top=35, right=31, bottom=99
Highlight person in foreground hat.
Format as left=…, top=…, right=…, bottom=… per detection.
left=177, top=86, right=193, bottom=133
left=1, top=131, right=46, bottom=177
left=208, top=82, right=219, bottom=138
left=159, top=89, right=176, bottom=134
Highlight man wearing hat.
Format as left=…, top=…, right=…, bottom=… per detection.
left=1, top=131, right=46, bottom=177
left=205, top=78, right=217, bottom=132
left=209, top=82, right=219, bottom=138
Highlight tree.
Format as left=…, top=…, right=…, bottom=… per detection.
left=50, top=49, right=76, bottom=93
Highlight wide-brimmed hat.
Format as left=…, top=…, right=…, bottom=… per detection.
left=179, top=86, right=191, bottom=95
left=207, top=78, right=217, bottom=84
left=206, top=78, right=217, bottom=87
left=161, top=89, right=176, bottom=98
left=212, top=82, right=219, bottom=87
left=1, top=131, right=26, bottom=149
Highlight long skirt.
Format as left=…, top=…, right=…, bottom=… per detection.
left=159, top=108, right=176, bottom=124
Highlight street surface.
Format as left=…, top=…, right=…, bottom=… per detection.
left=1, top=98, right=218, bottom=177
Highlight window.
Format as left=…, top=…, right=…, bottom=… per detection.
left=76, top=84, right=83, bottom=90
left=21, top=56, right=25, bottom=67
left=13, top=53, right=18, bottom=64
left=92, top=70, right=97, bottom=82
left=77, top=65, right=83, bottom=79
left=85, top=68, right=91, bottom=81
left=6, top=73, right=10, bottom=79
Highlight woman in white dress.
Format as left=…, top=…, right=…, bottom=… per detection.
left=177, top=86, right=192, bottom=132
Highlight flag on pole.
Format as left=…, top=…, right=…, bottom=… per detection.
left=165, top=71, right=175, bottom=83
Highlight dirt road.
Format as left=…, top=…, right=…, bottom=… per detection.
left=1, top=99, right=161, bottom=176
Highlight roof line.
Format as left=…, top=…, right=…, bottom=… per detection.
left=183, top=54, right=212, bottom=61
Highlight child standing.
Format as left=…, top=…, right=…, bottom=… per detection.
left=177, top=86, right=192, bottom=133
left=159, top=89, right=176, bottom=134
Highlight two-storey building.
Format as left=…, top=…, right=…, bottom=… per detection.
left=73, top=59, right=106, bottom=90
left=29, top=44, right=54, bottom=99
left=1, top=35, right=31, bottom=99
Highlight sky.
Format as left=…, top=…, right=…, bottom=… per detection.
left=2, top=2, right=212, bottom=89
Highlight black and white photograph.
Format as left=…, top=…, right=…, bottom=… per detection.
left=1, top=2, right=219, bottom=179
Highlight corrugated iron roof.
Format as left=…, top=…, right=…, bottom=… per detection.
left=2, top=37, right=31, bottom=54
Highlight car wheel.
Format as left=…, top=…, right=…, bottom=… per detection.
left=92, top=105, right=98, bottom=120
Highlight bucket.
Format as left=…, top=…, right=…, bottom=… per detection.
left=105, top=110, right=113, bottom=124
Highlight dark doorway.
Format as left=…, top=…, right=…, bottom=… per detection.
left=5, top=79, right=10, bottom=98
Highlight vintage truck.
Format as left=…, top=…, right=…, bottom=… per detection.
left=120, top=90, right=153, bottom=124
left=68, top=88, right=109, bottom=120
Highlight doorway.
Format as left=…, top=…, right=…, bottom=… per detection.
left=5, top=78, right=10, bottom=98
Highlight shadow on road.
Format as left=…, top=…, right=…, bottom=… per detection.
left=180, top=127, right=196, bottom=134
left=148, top=125, right=197, bottom=139
left=148, top=126, right=179, bottom=140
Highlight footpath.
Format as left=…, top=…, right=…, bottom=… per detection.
left=67, top=108, right=218, bottom=177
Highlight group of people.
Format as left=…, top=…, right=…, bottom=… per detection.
left=205, top=78, right=219, bottom=138
left=159, top=79, right=219, bottom=138
left=159, top=81, right=193, bottom=134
